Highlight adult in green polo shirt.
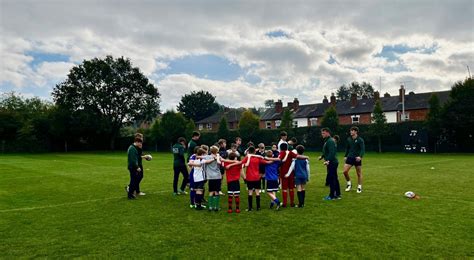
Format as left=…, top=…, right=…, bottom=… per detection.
left=187, top=131, right=200, bottom=162
left=321, top=128, right=341, bottom=200
left=343, top=126, right=366, bottom=193
left=173, top=137, right=189, bottom=195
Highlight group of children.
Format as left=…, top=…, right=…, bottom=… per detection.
left=185, top=133, right=311, bottom=213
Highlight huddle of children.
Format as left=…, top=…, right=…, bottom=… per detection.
left=187, top=139, right=311, bottom=213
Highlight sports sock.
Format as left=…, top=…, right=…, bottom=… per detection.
left=235, top=195, right=240, bottom=209
left=190, top=190, right=196, bottom=205
left=358, top=184, right=362, bottom=188
left=282, top=190, right=288, bottom=206
left=215, top=195, right=220, bottom=209
left=248, top=195, right=253, bottom=210
left=347, top=181, right=352, bottom=185
left=256, top=195, right=261, bottom=209
left=228, top=196, right=233, bottom=209
left=196, top=193, right=202, bottom=206
left=274, top=198, right=280, bottom=205
left=297, top=191, right=302, bottom=206
left=289, top=189, right=295, bottom=205
left=208, top=196, right=213, bottom=209
left=302, top=190, right=306, bottom=205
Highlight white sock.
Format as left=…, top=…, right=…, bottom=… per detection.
left=357, top=184, right=362, bottom=189
left=347, top=181, right=352, bottom=185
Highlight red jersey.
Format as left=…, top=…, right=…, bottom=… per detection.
left=222, top=161, right=241, bottom=183
left=279, top=150, right=297, bottom=177
left=241, top=155, right=264, bottom=181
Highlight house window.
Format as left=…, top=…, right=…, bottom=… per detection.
left=310, top=118, right=318, bottom=126
left=293, top=120, right=298, bottom=128
left=198, top=124, right=203, bottom=130
left=266, top=121, right=272, bottom=129
left=207, top=123, right=212, bottom=130
left=351, top=115, right=360, bottom=124
left=275, top=120, right=281, bottom=128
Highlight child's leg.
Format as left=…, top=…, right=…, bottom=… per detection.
left=301, top=184, right=306, bottom=206
left=248, top=189, right=253, bottom=210
left=228, top=194, right=233, bottom=211
left=296, top=184, right=302, bottom=207
left=255, top=189, right=261, bottom=210
left=289, top=177, right=295, bottom=206
left=235, top=194, right=240, bottom=210
left=214, top=191, right=220, bottom=210
left=195, top=190, right=203, bottom=208
left=281, top=178, right=288, bottom=206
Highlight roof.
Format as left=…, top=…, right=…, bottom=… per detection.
left=196, top=108, right=244, bottom=124
left=261, top=90, right=451, bottom=120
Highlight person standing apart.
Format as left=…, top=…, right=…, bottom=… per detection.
left=321, top=128, right=341, bottom=200
left=126, top=136, right=143, bottom=199
left=173, top=137, right=189, bottom=195
left=343, top=126, right=365, bottom=193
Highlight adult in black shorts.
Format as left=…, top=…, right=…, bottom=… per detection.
left=343, top=126, right=365, bottom=193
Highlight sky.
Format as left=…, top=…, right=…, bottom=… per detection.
left=1, top=0, right=473, bottom=111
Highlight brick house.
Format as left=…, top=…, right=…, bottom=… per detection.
left=195, top=108, right=244, bottom=132
left=260, top=85, right=450, bottom=129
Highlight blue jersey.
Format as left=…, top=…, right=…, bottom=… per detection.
left=294, top=159, right=309, bottom=180
left=265, top=161, right=281, bottom=181
left=189, top=154, right=196, bottom=182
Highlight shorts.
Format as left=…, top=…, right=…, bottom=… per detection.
left=227, top=180, right=241, bottom=195
left=345, top=157, right=362, bottom=167
left=295, top=177, right=307, bottom=186
left=281, top=176, right=295, bottom=190
left=208, top=179, right=222, bottom=192
left=266, top=180, right=279, bottom=192
left=194, top=181, right=205, bottom=190
left=246, top=180, right=261, bottom=190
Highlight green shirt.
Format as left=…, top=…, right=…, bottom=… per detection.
left=322, top=137, right=338, bottom=163
left=187, top=140, right=198, bottom=162
left=345, top=136, right=365, bottom=158
left=127, top=145, right=140, bottom=170
left=173, top=143, right=186, bottom=166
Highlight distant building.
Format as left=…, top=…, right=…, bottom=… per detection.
left=195, top=108, right=244, bottom=131
left=260, top=86, right=450, bottom=129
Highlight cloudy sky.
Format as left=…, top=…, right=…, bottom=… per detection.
left=1, top=0, right=473, bottom=110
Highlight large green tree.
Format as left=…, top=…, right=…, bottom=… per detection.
left=177, top=90, right=219, bottom=122
left=441, top=78, right=474, bottom=151
left=338, top=82, right=375, bottom=100
left=336, top=85, right=351, bottom=101
left=217, top=117, right=229, bottom=140
left=52, top=56, right=160, bottom=150
left=238, top=110, right=259, bottom=141
left=369, top=100, right=389, bottom=153
left=159, top=111, right=188, bottom=146
left=321, top=106, right=339, bottom=134
left=280, top=108, right=294, bottom=131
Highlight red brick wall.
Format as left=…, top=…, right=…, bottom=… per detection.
left=406, top=109, right=428, bottom=121
left=338, top=113, right=372, bottom=125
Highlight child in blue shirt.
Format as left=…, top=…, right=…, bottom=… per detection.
left=264, top=150, right=281, bottom=210
left=285, top=145, right=310, bottom=208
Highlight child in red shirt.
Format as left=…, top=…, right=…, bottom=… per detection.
left=222, top=152, right=243, bottom=213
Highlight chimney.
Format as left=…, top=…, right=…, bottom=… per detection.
left=293, top=98, right=299, bottom=110
left=275, top=100, right=283, bottom=113
left=362, top=94, right=368, bottom=99
left=384, top=92, right=391, bottom=98
left=374, top=91, right=380, bottom=100
left=399, top=85, right=406, bottom=102
left=323, top=95, right=328, bottom=104
left=330, top=93, right=336, bottom=106
left=350, top=93, right=357, bottom=107
left=287, top=102, right=293, bottom=110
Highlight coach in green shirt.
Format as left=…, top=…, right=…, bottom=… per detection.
left=173, top=137, right=189, bottom=195
left=187, top=131, right=200, bottom=162
left=343, top=126, right=365, bottom=193
left=321, top=128, right=341, bottom=200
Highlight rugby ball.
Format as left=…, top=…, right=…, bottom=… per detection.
left=404, top=191, right=415, bottom=199
left=145, top=154, right=153, bottom=161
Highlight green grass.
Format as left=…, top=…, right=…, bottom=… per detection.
left=1, top=152, right=473, bottom=258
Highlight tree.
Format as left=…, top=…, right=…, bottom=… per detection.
left=264, top=99, right=275, bottom=108
left=148, top=118, right=164, bottom=151
left=52, top=55, right=160, bottom=150
left=346, top=81, right=375, bottom=98
left=238, top=109, right=259, bottom=141
left=280, top=108, right=294, bottom=131
left=177, top=90, right=219, bottom=122
left=369, top=100, right=389, bottom=153
left=185, top=119, right=196, bottom=140
left=336, top=85, right=350, bottom=101
left=159, top=111, right=188, bottom=146
left=321, top=106, right=339, bottom=134
left=217, top=117, right=229, bottom=139
left=441, top=78, right=474, bottom=151
left=425, top=94, right=442, bottom=152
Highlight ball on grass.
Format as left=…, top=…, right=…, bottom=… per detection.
left=145, top=155, right=153, bottom=161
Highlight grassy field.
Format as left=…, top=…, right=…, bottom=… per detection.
left=0, top=152, right=473, bottom=259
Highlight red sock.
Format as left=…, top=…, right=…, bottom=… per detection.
left=235, top=196, right=240, bottom=209
left=282, top=190, right=288, bottom=206
left=228, top=196, right=233, bottom=209
left=289, top=189, right=295, bottom=205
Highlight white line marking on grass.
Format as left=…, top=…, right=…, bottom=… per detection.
left=0, top=190, right=169, bottom=213
left=372, top=159, right=455, bottom=169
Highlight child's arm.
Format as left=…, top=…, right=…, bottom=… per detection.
left=285, top=159, right=296, bottom=178
left=307, top=159, right=311, bottom=181
left=188, top=161, right=201, bottom=167
left=264, top=156, right=280, bottom=162
left=296, top=155, right=309, bottom=160
left=225, top=161, right=242, bottom=169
